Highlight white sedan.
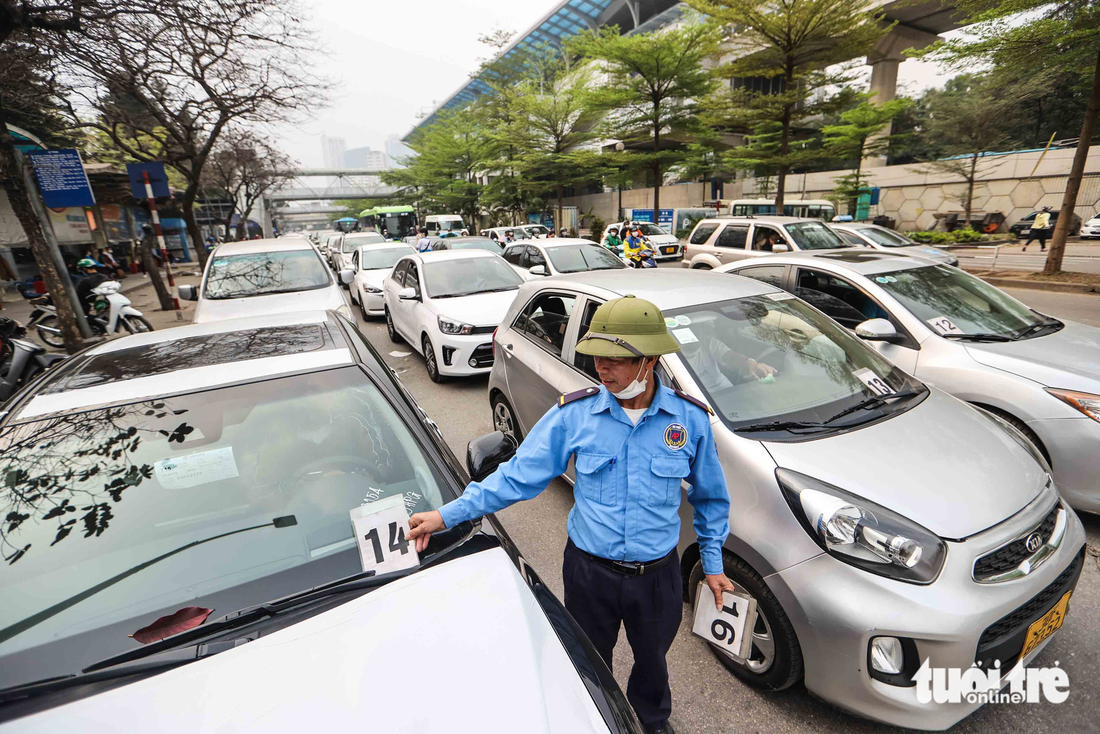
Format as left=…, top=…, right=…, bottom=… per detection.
left=500, top=238, right=625, bottom=280
left=332, top=232, right=387, bottom=274
left=349, top=243, right=414, bottom=319
left=383, top=250, right=523, bottom=382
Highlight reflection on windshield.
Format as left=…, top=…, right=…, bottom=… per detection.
left=668, top=296, right=909, bottom=430
left=344, top=236, right=385, bottom=252
left=204, top=250, right=330, bottom=299
left=785, top=221, right=850, bottom=250
left=452, top=240, right=503, bottom=253
left=360, top=248, right=412, bottom=270
left=548, top=245, right=625, bottom=273
left=423, top=258, right=522, bottom=298
left=874, top=265, right=1044, bottom=337
left=0, top=368, right=451, bottom=683
left=857, top=227, right=912, bottom=247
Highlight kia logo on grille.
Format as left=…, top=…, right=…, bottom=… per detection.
left=1025, top=533, right=1043, bottom=553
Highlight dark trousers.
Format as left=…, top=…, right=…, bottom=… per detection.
left=563, top=539, right=683, bottom=727
left=1023, top=228, right=1049, bottom=249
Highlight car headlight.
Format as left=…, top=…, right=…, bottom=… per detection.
left=437, top=316, right=473, bottom=335
left=366, top=285, right=382, bottom=294
left=777, top=469, right=947, bottom=584
left=1046, top=388, right=1100, bottom=423
left=336, top=304, right=352, bottom=319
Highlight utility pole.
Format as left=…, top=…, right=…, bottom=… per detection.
left=141, top=170, right=180, bottom=312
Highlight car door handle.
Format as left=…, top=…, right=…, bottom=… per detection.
left=501, top=343, right=514, bottom=354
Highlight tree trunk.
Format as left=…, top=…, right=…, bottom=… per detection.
left=964, top=153, right=977, bottom=231
left=141, top=236, right=174, bottom=311
left=1045, top=49, right=1100, bottom=275
left=0, top=108, right=85, bottom=352
left=776, top=65, right=795, bottom=212
left=557, top=184, right=564, bottom=235
left=653, top=108, right=661, bottom=228
left=181, top=185, right=209, bottom=269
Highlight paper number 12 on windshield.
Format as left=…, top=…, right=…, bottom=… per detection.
left=926, top=316, right=962, bottom=335
left=853, top=367, right=894, bottom=397
left=350, top=495, right=419, bottom=576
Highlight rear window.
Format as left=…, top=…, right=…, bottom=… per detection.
left=690, top=223, right=719, bottom=244
left=204, top=250, right=331, bottom=299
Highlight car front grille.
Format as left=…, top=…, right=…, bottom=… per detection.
left=470, top=343, right=494, bottom=368
left=471, top=325, right=496, bottom=335
left=974, top=504, right=1060, bottom=581
left=974, top=547, right=1084, bottom=671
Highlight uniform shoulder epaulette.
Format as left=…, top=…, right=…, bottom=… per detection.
left=674, top=389, right=714, bottom=415
left=558, top=386, right=600, bottom=407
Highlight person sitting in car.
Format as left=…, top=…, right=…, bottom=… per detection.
left=679, top=329, right=778, bottom=392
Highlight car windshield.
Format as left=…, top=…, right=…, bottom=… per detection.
left=204, top=250, right=330, bottom=299
left=502, top=229, right=530, bottom=240
left=423, top=257, right=522, bottom=298
left=873, top=265, right=1047, bottom=337
left=525, top=226, right=549, bottom=236
left=784, top=221, right=851, bottom=250
left=667, top=295, right=915, bottom=433
left=360, top=247, right=411, bottom=270
left=856, top=227, right=912, bottom=247
left=452, top=239, right=503, bottom=253
left=632, top=223, right=665, bottom=236
left=437, top=220, right=464, bottom=232
left=547, top=244, right=625, bottom=273
left=344, top=235, right=385, bottom=252
left=0, top=367, right=455, bottom=689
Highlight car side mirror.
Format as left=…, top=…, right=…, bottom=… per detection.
left=466, top=431, right=518, bottom=483
left=855, top=318, right=903, bottom=343
left=339, top=269, right=354, bottom=285
left=398, top=287, right=418, bottom=301
left=529, top=264, right=547, bottom=276
left=178, top=284, right=198, bottom=301
left=772, top=243, right=789, bottom=253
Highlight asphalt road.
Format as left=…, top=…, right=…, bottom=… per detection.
left=346, top=281, right=1100, bottom=734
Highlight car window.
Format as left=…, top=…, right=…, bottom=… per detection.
left=404, top=262, right=420, bottom=295
left=546, top=245, right=624, bottom=273
left=391, top=260, right=409, bottom=284
left=784, top=221, right=849, bottom=250
left=715, top=225, right=749, bottom=249
left=572, top=299, right=603, bottom=380
left=515, top=293, right=577, bottom=356
left=690, top=223, right=719, bottom=244
left=0, top=367, right=454, bottom=681
left=736, top=265, right=786, bottom=288
left=837, top=230, right=866, bottom=246
left=525, top=246, right=547, bottom=269
left=203, top=250, right=331, bottom=300
left=751, top=226, right=784, bottom=252
left=451, top=239, right=503, bottom=253
left=351, top=251, right=359, bottom=269
left=795, top=268, right=890, bottom=327
left=857, top=227, right=911, bottom=247
left=502, top=246, right=524, bottom=266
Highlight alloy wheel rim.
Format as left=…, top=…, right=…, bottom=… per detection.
left=709, top=585, right=775, bottom=674
left=424, top=340, right=436, bottom=376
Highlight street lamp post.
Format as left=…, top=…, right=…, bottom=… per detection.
left=614, top=142, right=625, bottom=222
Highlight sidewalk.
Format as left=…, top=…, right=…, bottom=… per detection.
left=951, top=239, right=1100, bottom=258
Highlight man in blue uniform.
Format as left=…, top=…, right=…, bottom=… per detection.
left=408, top=295, right=733, bottom=734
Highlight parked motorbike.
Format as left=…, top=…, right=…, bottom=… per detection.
left=0, top=318, right=67, bottom=403
left=29, top=281, right=153, bottom=348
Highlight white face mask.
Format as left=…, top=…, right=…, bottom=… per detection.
left=611, top=359, right=648, bottom=400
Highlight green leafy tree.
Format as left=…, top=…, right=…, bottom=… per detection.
left=915, top=0, right=1100, bottom=272
left=822, top=99, right=910, bottom=215
left=568, top=20, right=720, bottom=221
left=686, top=0, right=888, bottom=210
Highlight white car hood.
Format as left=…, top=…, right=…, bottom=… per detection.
left=963, top=319, right=1100, bottom=394
left=430, top=289, right=519, bottom=327
left=9, top=548, right=609, bottom=734
left=646, top=234, right=678, bottom=245
left=194, top=286, right=346, bottom=323
left=762, top=389, right=1047, bottom=538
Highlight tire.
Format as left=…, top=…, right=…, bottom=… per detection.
left=385, top=308, right=403, bottom=343
left=490, top=392, right=523, bottom=442
left=688, top=554, right=803, bottom=691
left=422, top=334, right=444, bottom=383
left=693, top=263, right=713, bottom=270
left=121, top=316, right=154, bottom=334
left=359, top=292, right=369, bottom=321
left=35, top=315, right=66, bottom=349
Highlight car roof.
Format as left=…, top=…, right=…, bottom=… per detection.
left=10, top=312, right=355, bottom=421
left=725, top=249, right=936, bottom=275
left=412, top=249, right=499, bottom=262
left=344, top=233, right=387, bottom=240
left=696, top=216, right=819, bottom=226
left=212, top=238, right=314, bottom=256
left=539, top=268, right=774, bottom=310
left=357, top=243, right=412, bottom=253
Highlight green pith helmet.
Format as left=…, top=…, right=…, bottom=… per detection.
left=575, top=295, right=681, bottom=358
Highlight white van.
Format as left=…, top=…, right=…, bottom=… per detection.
left=424, top=214, right=466, bottom=236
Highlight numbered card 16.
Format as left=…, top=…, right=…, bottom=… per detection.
left=350, top=495, right=419, bottom=576
left=691, top=582, right=757, bottom=663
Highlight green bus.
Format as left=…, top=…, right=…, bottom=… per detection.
left=359, top=206, right=417, bottom=240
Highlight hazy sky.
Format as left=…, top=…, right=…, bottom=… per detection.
left=273, top=0, right=956, bottom=168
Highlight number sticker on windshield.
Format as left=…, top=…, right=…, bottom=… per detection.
left=154, top=447, right=239, bottom=489
left=672, top=327, right=698, bottom=344
left=350, top=495, right=419, bottom=576
left=691, top=582, right=757, bottom=662
left=853, top=367, right=895, bottom=397
left=765, top=291, right=795, bottom=301
left=927, top=316, right=963, bottom=335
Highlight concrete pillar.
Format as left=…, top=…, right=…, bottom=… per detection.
left=864, top=25, right=939, bottom=168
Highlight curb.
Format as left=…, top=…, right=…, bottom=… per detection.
left=973, top=275, right=1100, bottom=295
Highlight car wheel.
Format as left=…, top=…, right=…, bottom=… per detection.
left=693, top=263, right=713, bottom=270
left=490, top=393, right=523, bottom=442
left=422, top=334, right=444, bottom=383
left=687, top=554, right=803, bottom=691
left=385, top=308, right=402, bottom=344
left=360, top=293, right=369, bottom=320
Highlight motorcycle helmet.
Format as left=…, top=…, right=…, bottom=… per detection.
left=76, top=258, right=101, bottom=268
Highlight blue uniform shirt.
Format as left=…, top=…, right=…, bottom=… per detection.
left=438, top=381, right=731, bottom=576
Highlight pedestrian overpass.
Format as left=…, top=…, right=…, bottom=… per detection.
left=259, top=168, right=403, bottom=236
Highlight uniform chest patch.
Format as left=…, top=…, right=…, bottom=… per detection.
left=664, top=423, right=688, bottom=450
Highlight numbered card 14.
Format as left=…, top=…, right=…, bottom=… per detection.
left=691, top=582, right=758, bottom=663
left=350, top=495, right=419, bottom=576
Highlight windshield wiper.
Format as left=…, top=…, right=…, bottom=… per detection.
left=941, top=332, right=1014, bottom=342
left=1013, top=319, right=1063, bottom=340
left=821, top=389, right=923, bottom=425
left=734, top=420, right=826, bottom=433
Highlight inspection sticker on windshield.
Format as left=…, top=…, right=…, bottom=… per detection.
left=926, top=316, right=963, bottom=335
left=765, top=292, right=795, bottom=301
left=154, top=447, right=239, bottom=489
left=350, top=495, right=419, bottom=576
left=853, top=368, right=894, bottom=397
left=691, top=582, right=757, bottom=662
left=672, top=328, right=698, bottom=345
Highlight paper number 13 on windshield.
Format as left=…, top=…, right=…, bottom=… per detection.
left=853, top=367, right=894, bottom=397
left=350, top=495, right=419, bottom=575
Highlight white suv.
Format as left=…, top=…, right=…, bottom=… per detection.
left=681, top=216, right=853, bottom=269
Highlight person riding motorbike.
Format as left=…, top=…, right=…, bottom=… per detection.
left=603, top=227, right=623, bottom=252
left=623, top=224, right=649, bottom=267
left=73, top=258, right=109, bottom=315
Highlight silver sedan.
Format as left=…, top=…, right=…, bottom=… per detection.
left=486, top=268, right=1085, bottom=730
left=830, top=222, right=958, bottom=266
left=718, top=250, right=1100, bottom=515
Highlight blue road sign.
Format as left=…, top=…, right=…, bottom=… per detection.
left=126, top=162, right=170, bottom=199
left=28, top=149, right=95, bottom=208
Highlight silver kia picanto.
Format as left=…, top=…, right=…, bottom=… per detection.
left=486, top=269, right=1086, bottom=731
